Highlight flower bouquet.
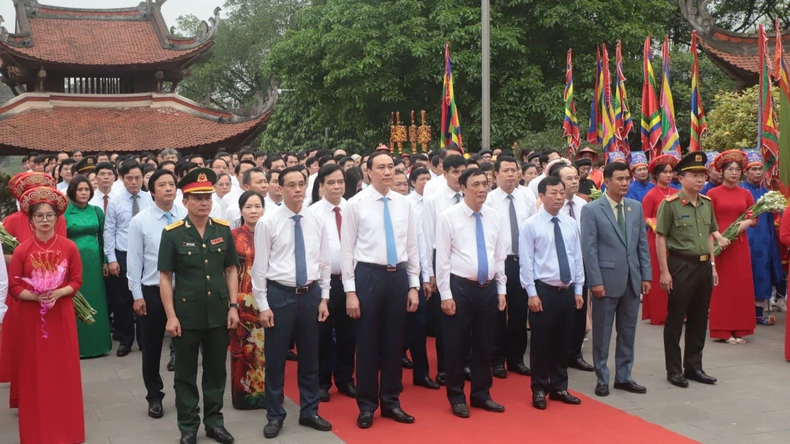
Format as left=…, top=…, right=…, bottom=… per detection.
left=0, top=222, right=96, bottom=325
left=713, top=190, right=788, bottom=256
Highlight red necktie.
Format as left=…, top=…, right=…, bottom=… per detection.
left=103, top=194, right=109, bottom=212
left=333, top=207, right=342, bottom=240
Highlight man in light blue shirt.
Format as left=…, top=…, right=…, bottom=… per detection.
left=127, top=169, right=186, bottom=420
left=519, top=176, right=585, bottom=411
left=104, top=161, right=153, bottom=357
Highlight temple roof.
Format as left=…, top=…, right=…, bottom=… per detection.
left=680, top=0, right=790, bottom=87
left=0, top=91, right=277, bottom=154
left=0, top=0, right=219, bottom=68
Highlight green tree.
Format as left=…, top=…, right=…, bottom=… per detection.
left=703, top=86, right=780, bottom=150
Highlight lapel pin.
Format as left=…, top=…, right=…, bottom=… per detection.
left=627, top=207, right=631, bottom=212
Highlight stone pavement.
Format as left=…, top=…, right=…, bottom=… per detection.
left=1, top=308, right=789, bottom=444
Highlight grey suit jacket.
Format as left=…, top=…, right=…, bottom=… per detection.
left=580, top=196, right=651, bottom=297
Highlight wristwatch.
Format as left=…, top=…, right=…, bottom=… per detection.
left=710, top=262, right=716, bottom=267
left=229, top=303, right=239, bottom=309
left=410, top=287, right=420, bottom=292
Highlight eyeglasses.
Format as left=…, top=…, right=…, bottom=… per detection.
left=33, top=213, right=57, bottom=222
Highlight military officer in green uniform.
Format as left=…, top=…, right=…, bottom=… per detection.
left=655, top=152, right=729, bottom=389
left=158, top=168, right=240, bottom=444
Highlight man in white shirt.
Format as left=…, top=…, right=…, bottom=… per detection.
left=519, top=176, right=585, bottom=410
left=553, top=163, right=594, bottom=373
left=423, top=146, right=463, bottom=197
left=486, top=156, right=536, bottom=380
left=252, top=166, right=332, bottom=439
left=127, top=170, right=186, bottom=420
left=218, top=160, right=255, bottom=217
left=264, top=170, right=284, bottom=208
left=423, top=155, right=467, bottom=385
left=342, top=152, right=420, bottom=429
left=527, top=152, right=564, bottom=199
left=104, top=161, right=154, bottom=357
left=435, top=168, right=507, bottom=418
left=56, top=158, right=76, bottom=192
left=310, top=165, right=358, bottom=402
left=223, top=167, right=268, bottom=228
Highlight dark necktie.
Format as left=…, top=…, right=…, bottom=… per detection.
left=616, top=203, right=626, bottom=245
left=103, top=194, right=109, bottom=212
left=293, top=215, right=307, bottom=287
left=333, top=207, right=342, bottom=240
left=454, top=192, right=461, bottom=204
left=132, top=194, right=139, bottom=216
left=567, top=200, right=575, bottom=219
left=383, top=196, right=397, bottom=266
left=475, top=212, right=489, bottom=285
left=551, top=217, right=572, bottom=284
left=507, top=194, right=519, bottom=254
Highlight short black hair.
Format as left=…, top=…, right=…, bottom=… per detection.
left=159, top=160, right=176, bottom=170
left=66, top=174, right=94, bottom=203
left=443, top=155, right=467, bottom=171
left=148, top=169, right=177, bottom=195
left=412, top=153, right=428, bottom=163
left=119, top=160, right=143, bottom=177
left=210, top=157, right=229, bottom=169
left=265, top=154, right=284, bottom=170
left=235, top=159, right=256, bottom=175
left=94, top=162, right=117, bottom=177
left=538, top=176, right=565, bottom=195
left=312, top=164, right=345, bottom=204
left=493, top=156, right=518, bottom=172
left=548, top=161, right=574, bottom=178
left=266, top=169, right=280, bottom=184
left=393, top=157, right=404, bottom=167
left=431, top=154, right=441, bottom=167
left=95, top=151, right=109, bottom=159
left=318, top=155, right=335, bottom=167
left=242, top=167, right=265, bottom=186
left=408, top=167, right=430, bottom=185
left=366, top=151, right=393, bottom=170
left=522, top=162, right=538, bottom=174
left=176, top=161, right=197, bottom=178
left=60, top=158, right=77, bottom=167
left=459, top=168, right=487, bottom=188
left=339, top=156, right=355, bottom=167
left=278, top=165, right=305, bottom=187
left=305, top=157, right=318, bottom=169
left=603, top=161, right=630, bottom=180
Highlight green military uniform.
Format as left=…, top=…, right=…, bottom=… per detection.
left=655, top=152, right=718, bottom=377
left=158, top=169, right=239, bottom=435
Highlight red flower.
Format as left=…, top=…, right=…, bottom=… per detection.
left=745, top=210, right=754, bottom=220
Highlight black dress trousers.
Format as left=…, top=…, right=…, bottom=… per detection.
left=492, top=258, right=529, bottom=367
left=140, top=285, right=167, bottom=402
left=318, top=275, right=356, bottom=390
left=529, top=281, right=575, bottom=394
left=113, top=250, right=143, bottom=349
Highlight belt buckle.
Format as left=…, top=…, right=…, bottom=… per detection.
left=478, top=282, right=489, bottom=288
left=700, top=255, right=709, bottom=262
left=558, top=285, right=569, bottom=292
left=386, top=265, right=397, bottom=272
left=295, top=286, right=309, bottom=295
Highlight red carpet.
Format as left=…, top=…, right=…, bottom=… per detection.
left=284, top=338, right=696, bottom=444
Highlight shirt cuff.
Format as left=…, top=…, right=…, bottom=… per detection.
left=131, top=288, right=143, bottom=301
left=496, top=283, right=506, bottom=295
left=526, top=284, right=538, bottom=297
left=440, top=291, right=453, bottom=301
left=256, top=295, right=270, bottom=312
left=408, top=275, right=420, bottom=289
left=343, top=280, right=356, bottom=293
left=320, top=288, right=330, bottom=300
left=574, top=283, right=584, bottom=295
left=107, top=252, right=117, bottom=263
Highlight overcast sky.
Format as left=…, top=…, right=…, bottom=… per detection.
left=0, top=0, right=224, bottom=32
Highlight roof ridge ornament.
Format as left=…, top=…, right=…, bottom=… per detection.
left=679, top=0, right=715, bottom=34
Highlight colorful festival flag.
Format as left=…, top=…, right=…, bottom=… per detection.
left=659, top=36, right=680, bottom=155
left=588, top=47, right=602, bottom=144
left=775, top=19, right=790, bottom=103
left=641, top=36, right=661, bottom=159
left=441, top=42, right=463, bottom=152
left=601, top=44, right=618, bottom=158
left=562, top=49, right=581, bottom=158
left=759, top=25, right=780, bottom=186
left=689, top=31, right=708, bottom=152
left=614, top=40, right=633, bottom=156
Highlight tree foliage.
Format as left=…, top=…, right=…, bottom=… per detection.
left=703, top=86, right=780, bottom=150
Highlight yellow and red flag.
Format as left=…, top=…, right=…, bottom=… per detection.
left=614, top=40, right=633, bottom=156
left=689, top=31, right=708, bottom=152
left=641, top=36, right=661, bottom=159
left=759, top=24, right=779, bottom=186
left=660, top=36, right=680, bottom=156
left=562, top=49, right=580, bottom=158
left=441, top=42, right=463, bottom=153
left=775, top=19, right=790, bottom=103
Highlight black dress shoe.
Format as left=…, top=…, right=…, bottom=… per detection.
left=470, top=398, right=505, bottom=413
left=180, top=432, right=197, bottom=444
left=206, top=426, right=235, bottom=444
left=167, top=355, right=176, bottom=372
left=401, top=357, right=414, bottom=369
left=381, top=407, right=415, bottom=423
left=532, top=391, right=547, bottom=410
left=507, top=362, right=531, bottom=376
left=357, top=411, right=374, bottom=429
left=594, top=383, right=609, bottom=397
left=299, top=415, right=332, bottom=431
left=147, top=399, right=163, bottom=418
left=413, top=376, right=441, bottom=390
left=435, top=372, right=447, bottom=386
left=667, top=372, right=689, bottom=388
left=451, top=403, right=469, bottom=418
left=492, top=365, right=507, bottom=379
left=318, top=388, right=330, bottom=402
left=683, top=369, right=717, bottom=385
left=286, top=349, right=298, bottom=361
left=463, top=367, right=472, bottom=381
left=337, top=382, right=357, bottom=398
left=614, top=380, right=647, bottom=394
left=263, top=420, right=282, bottom=439
left=568, top=358, right=594, bottom=372
left=549, top=390, right=581, bottom=405
left=116, top=345, right=131, bottom=357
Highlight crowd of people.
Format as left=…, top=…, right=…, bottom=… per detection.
left=0, top=143, right=788, bottom=444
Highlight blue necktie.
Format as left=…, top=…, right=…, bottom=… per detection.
left=164, top=212, right=173, bottom=224
left=293, top=215, right=307, bottom=287
left=383, top=196, right=398, bottom=266
left=474, top=212, right=488, bottom=285
left=551, top=217, right=572, bottom=284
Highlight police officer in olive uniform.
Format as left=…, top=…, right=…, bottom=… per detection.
left=655, top=152, right=727, bottom=389
left=158, top=168, right=240, bottom=444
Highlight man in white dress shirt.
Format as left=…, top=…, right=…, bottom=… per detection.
left=526, top=151, right=563, bottom=199
left=105, top=161, right=154, bottom=357
left=264, top=170, right=284, bottom=208
left=552, top=163, right=594, bottom=373
left=127, top=170, right=186, bottom=420
left=423, top=154, right=467, bottom=385
left=342, top=152, right=420, bottom=429
left=436, top=168, right=508, bottom=419
left=519, top=176, right=585, bottom=410
left=252, top=166, right=332, bottom=439
left=487, top=156, right=536, bottom=380
left=223, top=167, right=268, bottom=228
left=423, top=145, right=463, bottom=197
left=218, top=160, right=255, bottom=218
left=310, top=165, right=358, bottom=402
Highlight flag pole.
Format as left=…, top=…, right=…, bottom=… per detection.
left=481, top=0, right=491, bottom=150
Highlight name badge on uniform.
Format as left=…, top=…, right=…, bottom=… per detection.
left=183, top=242, right=196, bottom=247
left=680, top=215, right=691, bottom=219
left=210, top=237, right=224, bottom=245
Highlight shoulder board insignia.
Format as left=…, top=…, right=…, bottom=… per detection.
left=665, top=195, right=679, bottom=202
left=165, top=220, right=185, bottom=231
left=699, top=194, right=711, bottom=200
left=212, top=218, right=231, bottom=227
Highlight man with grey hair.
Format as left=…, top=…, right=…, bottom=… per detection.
left=160, top=148, right=180, bottom=163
